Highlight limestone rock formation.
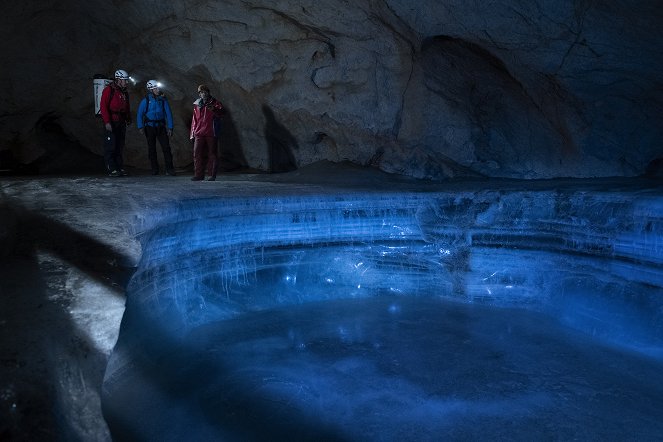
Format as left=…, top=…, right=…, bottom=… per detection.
left=1, top=0, right=661, bottom=179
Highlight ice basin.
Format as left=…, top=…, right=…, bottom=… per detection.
left=102, top=187, right=663, bottom=440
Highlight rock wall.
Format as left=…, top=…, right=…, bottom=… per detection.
left=1, top=0, right=661, bottom=179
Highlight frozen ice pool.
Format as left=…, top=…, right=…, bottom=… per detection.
left=102, top=189, right=663, bottom=440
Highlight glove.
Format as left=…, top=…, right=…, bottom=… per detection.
left=139, top=128, right=144, bottom=135
left=105, top=123, right=112, bottom=131
left=167, top=129, right=173, bottom=137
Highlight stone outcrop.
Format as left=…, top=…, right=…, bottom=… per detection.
left=1, top=0, right=661, bottom=179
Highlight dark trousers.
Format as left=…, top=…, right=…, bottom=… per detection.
left=103, top=122, right=126, bottom=172
left=145, top=125, right=174, bottom=173
left=193, top=136, right=218, bottom=178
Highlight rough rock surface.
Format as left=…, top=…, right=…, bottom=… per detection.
left=1, top=1, right=661, bottom=179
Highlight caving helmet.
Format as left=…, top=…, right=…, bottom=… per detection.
left=146, top=80, right=161, bottom=90
left=114, top=69, right=129, bottom=80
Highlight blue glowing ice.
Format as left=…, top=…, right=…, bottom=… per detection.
left=103, top=188, right=663, bottom=440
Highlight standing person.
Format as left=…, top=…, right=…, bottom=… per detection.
left=189, top=84, right=224, bottom=181
left=137, top=80, right=176, bottom=176
left=100, top=69, right=132, bottom=177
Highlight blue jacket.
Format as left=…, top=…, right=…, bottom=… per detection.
left=136, top=93, right=173, bottom=129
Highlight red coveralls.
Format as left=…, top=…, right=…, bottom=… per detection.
left=189, top=97, right=224, bottom=179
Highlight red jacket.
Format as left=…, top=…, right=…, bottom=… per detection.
left=100, top=82, right=131, bottom=125
left=190, top=97, right=224, bottom=139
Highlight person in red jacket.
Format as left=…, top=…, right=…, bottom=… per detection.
left=189, top=84, right=224, bottom=181
left=100, top=69, right=132, bottom=177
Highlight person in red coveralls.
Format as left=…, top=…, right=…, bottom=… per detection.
left=100, top=69, right=132, bottom=177
left=189, top=84, right=224, bottom=181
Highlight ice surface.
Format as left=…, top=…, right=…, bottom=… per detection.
left=3, top=171, right=661, bottom=441
left=105, top=296, right=663, bottom=441
left=102, top=183, right=663, bottom=440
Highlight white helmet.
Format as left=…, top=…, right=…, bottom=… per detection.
left=146, top=80, right=161, bottom=90
left=114, top=69, right=129, bottom=80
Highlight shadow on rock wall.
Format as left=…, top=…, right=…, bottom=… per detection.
left=218, top=108, right=248, bottom=172
left=1, top=113, right=102, bottom=176
left=263, top=104, right=298, bottom=173
left=645, top=157, right=663, bottom=178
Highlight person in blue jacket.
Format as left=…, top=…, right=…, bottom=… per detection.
left=137, top=80, right=176, bottom=175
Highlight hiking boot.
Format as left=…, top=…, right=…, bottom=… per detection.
left=120, top=169, right=129, bottom=176
left=207, top=176, right=216, bottom=181
left=151, top=170, right=159, bottom=175
left=166, top=169, right=176, bottom=176
left=191, top=176, right=204, bottom=181
left=108, top=170, right=121, bottom=177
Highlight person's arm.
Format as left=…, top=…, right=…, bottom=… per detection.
left=212, top=99, right=224, bottom=116
left=136, top=99, right=146, bottom=130
left=190, top=107, right=197, bottom=140
left=125, top=93, right=132, bottom=125
left=164, top=98, right=174, bottom=133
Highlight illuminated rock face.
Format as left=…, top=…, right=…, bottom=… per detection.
left=1, top=1, right=662, bottom=178
left=103, top=187, right=663, bottom=440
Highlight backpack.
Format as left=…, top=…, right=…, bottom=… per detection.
left=93, top=75, right=111, bottom=118
left=142, top=94, right=167, bottom=126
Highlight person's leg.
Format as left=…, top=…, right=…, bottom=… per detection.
left=192, top=137, right=205, bottom=180
left=206, top=137, right=218, bottom=180
left=103, top=128, right=117, bottom=174
left=201, top=138, right=209, bottom=178
left=113, top=122, right=127, bottom=174
left=156, top=126, right=175, bottom=175
left=145, top=126, right=159, bottom=174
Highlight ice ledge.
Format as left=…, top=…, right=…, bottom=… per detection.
left=124, top=183, right=663, bottom=360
